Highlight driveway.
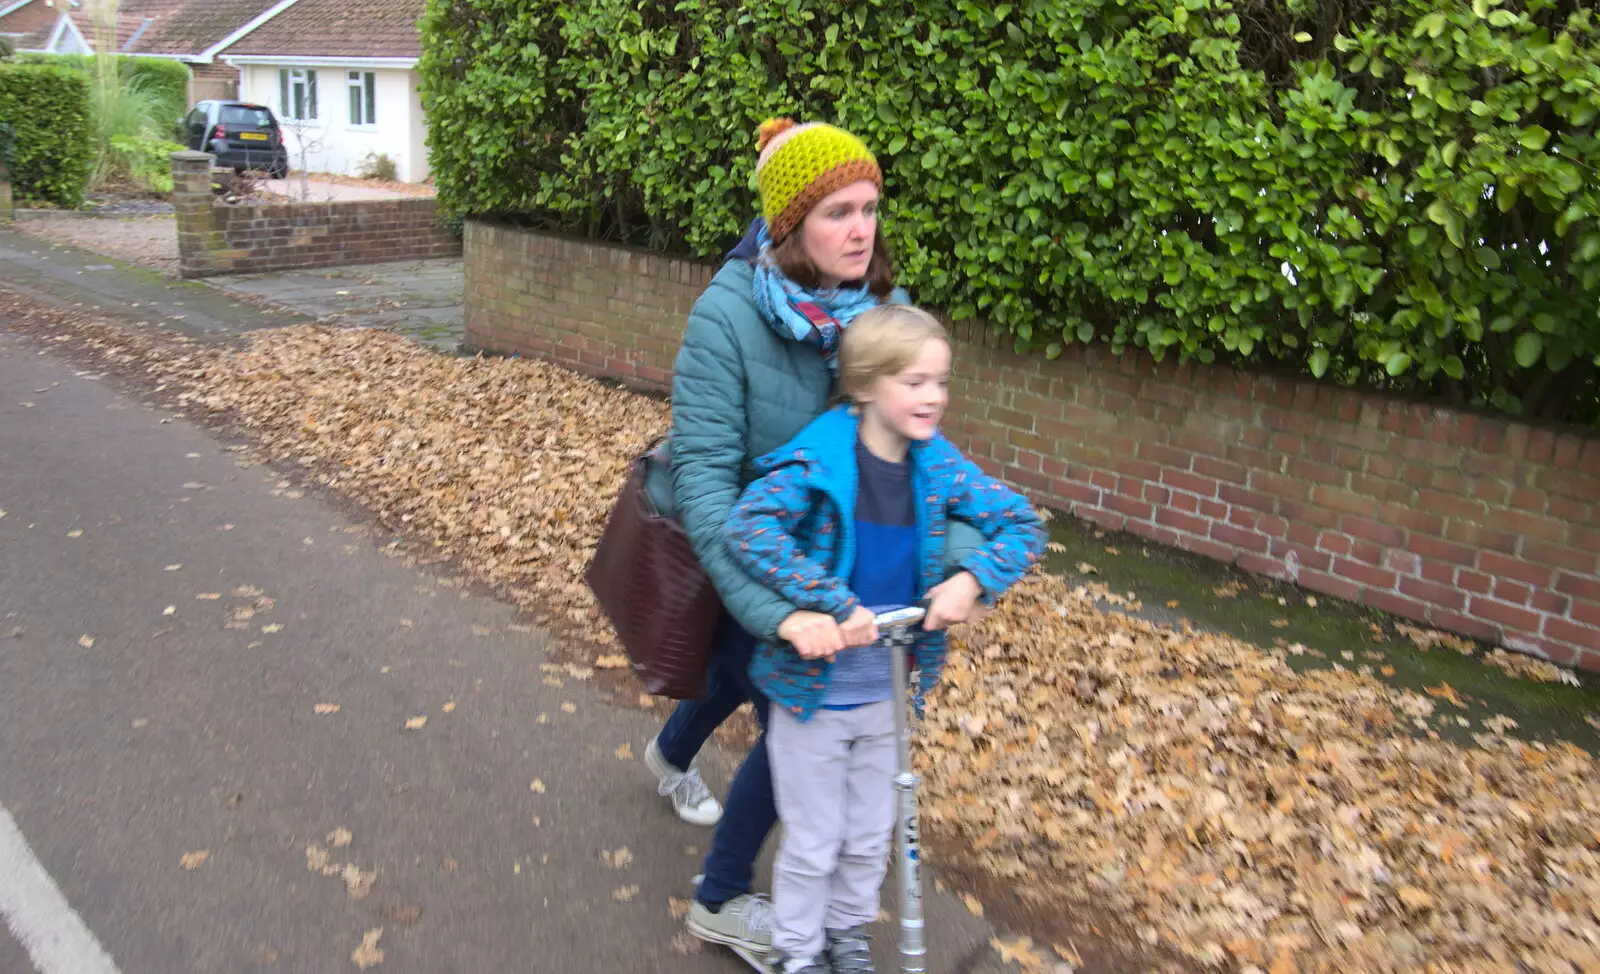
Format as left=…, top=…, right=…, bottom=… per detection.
left=12, top=215, right=181, bottom=276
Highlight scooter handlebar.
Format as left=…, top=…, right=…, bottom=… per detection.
left=873, top=605, right=927, bottom=631
left=776, top=605, right=924, bottom=655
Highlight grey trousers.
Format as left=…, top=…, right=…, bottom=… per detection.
left=768, top=700, right=897, bottom=961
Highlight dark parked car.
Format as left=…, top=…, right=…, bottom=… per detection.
left=183, top=101, right=289, bottom=179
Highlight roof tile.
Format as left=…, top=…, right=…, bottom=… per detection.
left=64, top=6, right=150, bottom=52
left=0, top=0, right=64, bottom=51
left=118, top=0, right=276, bottom=56
left=221, top=0, right=424, bottom=59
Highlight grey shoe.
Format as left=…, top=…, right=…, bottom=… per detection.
left=644, top=736, right=723, bottom=826
left=826, top=926, right=874, bottom=973
left=686, top=892, right=773, bottom=957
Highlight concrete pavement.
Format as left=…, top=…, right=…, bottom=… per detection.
left=6, top=224, right=466, bottom=354
left=0, top=227, right=301, bottom=340
left=0, top=306, right=1009, bottom=972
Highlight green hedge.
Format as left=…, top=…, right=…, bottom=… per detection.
left=0, top=63, right=92, bottom=207
left=17, top=54, right=190, bottom=132
left=420, top=0, right=1600, bottom=426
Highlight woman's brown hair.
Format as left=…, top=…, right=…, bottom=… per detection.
left=770, top=225, right=897, bottom=299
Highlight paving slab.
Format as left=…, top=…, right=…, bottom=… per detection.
left=212, top=259, right=465, bottom=352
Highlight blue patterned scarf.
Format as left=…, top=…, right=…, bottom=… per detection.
left=750, top=224, right=880, bottom=374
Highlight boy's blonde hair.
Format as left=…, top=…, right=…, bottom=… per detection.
left=838, top=304, right=950, bottom=401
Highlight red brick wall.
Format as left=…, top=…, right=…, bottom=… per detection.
left=188, top=62, right=239, bottom=103
left=176, top=196, right=459, bottom=277
left=463, top=221, right=712, bottom=388
left=464, top=220, right=1600, bottom=669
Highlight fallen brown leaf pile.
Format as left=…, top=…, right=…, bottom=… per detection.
left=926, top=573, right=1600, bottom=971
left=1396, top=623, right=1476, bottom=655
left=1485, top=648, right=1583, bottom=686
left=351, top=928, right=384, bottom=969
left=183, top=327, right=666, bottom=642
left=14, top=311, right=1600, bottom=972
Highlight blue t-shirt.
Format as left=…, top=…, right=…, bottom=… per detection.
left=823, top=439, right=917, bottom=708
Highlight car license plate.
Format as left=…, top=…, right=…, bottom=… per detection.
left=239, top=132, right=268, bottom=141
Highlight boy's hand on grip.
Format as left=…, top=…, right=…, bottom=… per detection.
left=923, top=571, right=984, bottom=631
left=778, top=610, right=846, bottom=660
left=839, top=605, right=879, bottom=648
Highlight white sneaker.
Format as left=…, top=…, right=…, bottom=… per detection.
left=644, top=736, right=723, bottom=826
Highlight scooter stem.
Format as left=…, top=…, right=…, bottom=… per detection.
left=875, top=607, right=927, bottom=974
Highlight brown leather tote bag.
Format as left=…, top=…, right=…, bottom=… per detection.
left=585, top=444, right=720, bottom=698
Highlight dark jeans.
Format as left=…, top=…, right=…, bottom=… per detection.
left=656, top=612, right=774, bottom=908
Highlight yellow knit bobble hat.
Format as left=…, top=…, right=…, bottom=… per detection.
left=755, top=118, right=883, bottom=243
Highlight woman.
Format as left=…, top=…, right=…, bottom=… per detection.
left=641, top=119, right=985, bottom=968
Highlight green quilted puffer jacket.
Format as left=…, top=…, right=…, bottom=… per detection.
left=645, top=235, right=983, bottom=641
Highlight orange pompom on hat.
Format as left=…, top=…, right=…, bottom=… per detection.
left=755, top=118, right=882, bottom=242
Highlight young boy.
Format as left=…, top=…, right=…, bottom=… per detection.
left=723, top=304, right=1045, bottom=974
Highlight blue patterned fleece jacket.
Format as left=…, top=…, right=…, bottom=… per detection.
left=724, top=405, right=1045, bottom=721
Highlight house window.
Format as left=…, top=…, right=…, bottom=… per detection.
left=278, top=68, right=318, bottom=120
left=347, top=71, right=376, bottom=126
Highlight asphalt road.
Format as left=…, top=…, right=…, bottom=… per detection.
left=0, top=320, right=1007, bottom=973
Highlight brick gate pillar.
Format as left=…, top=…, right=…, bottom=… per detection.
left=0, top=159, right=13, bottom=224
left=170, top=151, right=229, bottom=277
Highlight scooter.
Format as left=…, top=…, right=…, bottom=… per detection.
left=715, top=605, right=931, bottom=974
